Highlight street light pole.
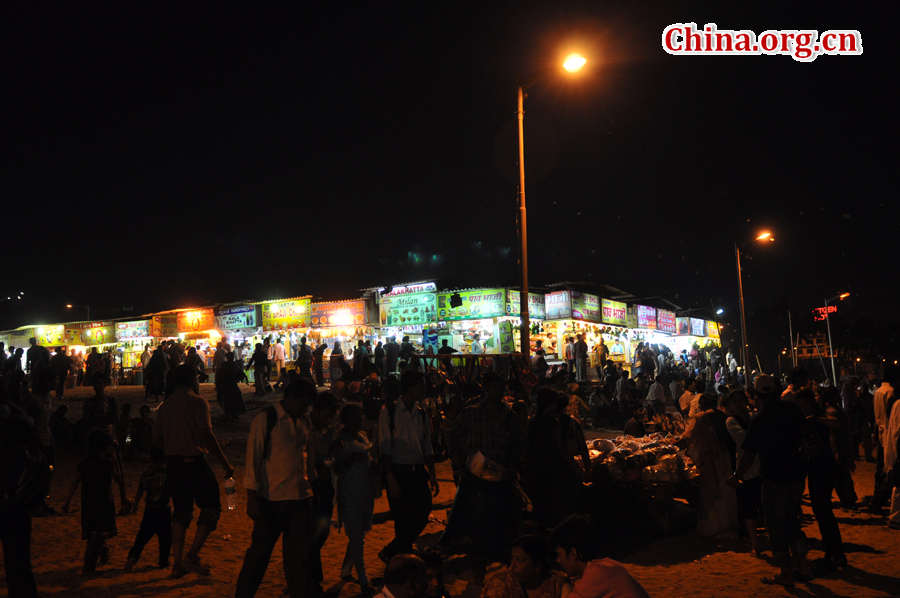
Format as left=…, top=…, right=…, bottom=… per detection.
left=735, top=242, right=749, bottom=391
left=517, top=81, right=530, bottom=358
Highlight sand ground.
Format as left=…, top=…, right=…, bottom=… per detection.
left=8, top=384, right=899, bottom=598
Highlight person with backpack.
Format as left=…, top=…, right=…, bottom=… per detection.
left=235, top=377, right=319, bottom=598
left=377, top=370, right=439, bottom=562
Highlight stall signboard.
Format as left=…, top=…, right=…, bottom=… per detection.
left=261, top=300, right=311, bottom=332
left=381, top=282, right=437, bottom=297
left=216, top=306, right=257, bottom=330
left=9, top=329, right=34, bottom=347
left=0, top=333, right=8, bottom=347
left=675, top=317, right=690, bottom=335
left=601, top=299, right=627, bottom=326
left=81, top=321, right=116, bottom=345
left=690, top=318, right=707, bottom=337
left=707, top=321, right=720, bottom=340
left=150, top=316, right=178, bottom=338
left=657, top=309, right=677, bottom=334
left=176, top=309, right=216, bottom=333
left=311, top=301, right=367, bottom=327
left=506, top=291, right=546, bottom=320
left=626, top=306, right=638, bottom=329
left=65, top=325, right=82, bottom=344
left=34, top=325, right=65, bottom=346
left=572, top=292, right=601, bottom=322
left=637, top=305, right=657, bottom=330
left=116, top=320, right=151, bottom=340
left=545, top=291, right=572, bottom=320
left=379, top=292, right=437, bottom=327
left=437, top=289, right=505, bottom=321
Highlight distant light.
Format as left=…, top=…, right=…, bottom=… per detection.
left=839, top=293, right=850, bottom=300
left=66, top=304, right=73, bottom=308
left=716, top=309, right=724, bottom=315
left=856, top=358, right=860, bottom=362
left=756, top=232, right=771, bottom=241
left=563, top=53, right=587, bottom=73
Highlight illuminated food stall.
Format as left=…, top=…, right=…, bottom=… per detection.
left=436, top=288, right=507, bottom=354
left=257, top=297, right=313, bottom=358
left=504, top=290, right=546, bottom=354
left=377, top=283, right=438, bottom=353
left=80, top=321, right=118, bottom=352
left=214, top=305, right=260, bottom=348
left=8, top=327, right=35, bottom=351
left=116, top=320, right=153, bottom=369
left=33, top=324, right=66, bottom=350
left=149, top=315, right=178, bottom=346
left=307, top=299, right=373, bottom=381
left=671, top=317, right=721, bottom=361
left=176, top=308, right=220, bottom=367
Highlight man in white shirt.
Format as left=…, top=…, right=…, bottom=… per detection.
left=866, top=369, right=897, bottom=513
left=781, top=367, right=809, bottom=403
left=378, top=370, right=438, bottom=562
left=881, top=368, right=900, bottom=530
left=645, top=376, right=665, bottom=416
left=273, top=338, right=286, bottom=376
left=470, top=334, right=483, bottom=355
left=235, top=378, right=318, bottom=598
left=680, top=378, right=698, bottom=418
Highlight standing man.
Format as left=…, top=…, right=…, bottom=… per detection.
left=575, top=334, right=589, bottom=383
left=399, top=336, right=415, bottom=364
left=312, top=342, right=326, bottom=387
left=729, top=375, right=812, bottom=587
left=49, top=347, right=73, bottom=400
left=865, top=367, right=897, bottom=514
left=152, top=364, right=234, bottom=579
left=0, top=342, right=7, bottom=373
left=295, top=337, right=313, bottom=381
left=235, top=378, right=319, bottom=598
left=565, top=337, right=576, bottom=379
left=273, top=338, right=287, bottom=377
left=385, top=336, right=400, bottom=375
left=441, top=371, right=526, bottom=562
left=378, top=370, right=439, bottom=562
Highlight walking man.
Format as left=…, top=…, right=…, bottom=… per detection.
left=152, top=364, right=234, bottom=579
left=236, top=378, right=319, bottom=597
left=385, top=336, right=400, bottom=375
left=575, top=334, right=588, bottom=382
left=378, top=370, right=439, bottom=561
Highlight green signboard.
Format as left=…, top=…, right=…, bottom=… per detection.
left=437, top=289, right=506, bottom=321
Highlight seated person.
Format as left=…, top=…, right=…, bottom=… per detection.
left=483, top=535, right=569, bottom=598
left=419, top=549, right=452, bottom=598
left=273, top=367, right=290, bottom=390
left=550, top=514, right=650, bottom=598
left=623, top=406, right=647, bottom=438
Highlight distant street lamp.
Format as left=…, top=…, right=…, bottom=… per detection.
left=823, top=292, right=849, bottom=384
left=735, top=232, right=775, bottom=390
left=516, top=52, right=586, bottom=357
left=66, top=304, right=90, bottom=321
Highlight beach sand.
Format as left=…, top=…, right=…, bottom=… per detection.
left=10, top=384, right=899, bottom=598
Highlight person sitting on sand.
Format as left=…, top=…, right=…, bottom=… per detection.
left=550, top=514, right=650, bottom=598
left=482, top=534, right=570, bottom=598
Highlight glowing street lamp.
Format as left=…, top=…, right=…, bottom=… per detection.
left=735, top=232, right=775, bottom=390
left=66, top=303, right=90, bottom=321
left=516, top=51, right=587, bottom=357
left=823, top=292, right=849, bottom=384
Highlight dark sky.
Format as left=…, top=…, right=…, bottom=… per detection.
left=2, top=2, right=892, bottom=330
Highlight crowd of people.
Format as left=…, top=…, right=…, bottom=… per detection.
left=2, top=332, right=899, bottom=597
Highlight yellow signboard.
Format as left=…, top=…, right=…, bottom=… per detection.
left=34, top=324, right=65, bottom=346
left=261, top=299, right=311, bottom=331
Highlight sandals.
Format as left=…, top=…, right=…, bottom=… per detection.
left=761, top=575, right=794, bottom=588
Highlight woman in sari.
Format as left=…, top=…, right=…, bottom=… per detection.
left=482, top=535, right=569, bottom=598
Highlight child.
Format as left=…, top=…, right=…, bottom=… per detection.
left=332, top=404, right=375, bottom=595
left=62, top=429, right=120, bottom=575
left=124, top=447, right=172, bottom=571
left=273, top=367, right=289, bottom=390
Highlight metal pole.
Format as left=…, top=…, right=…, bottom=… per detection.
left=788, top=309, right=796, bottom=367
left=710, top=298, right=728, bottom=384
left=517, top=82, right=530, bottom=358
left=735, top=243, right=749, bottom=390
left=824, top=297, right=837, bottom=384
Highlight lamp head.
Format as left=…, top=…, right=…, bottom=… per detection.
left=756, top=232, right=772, bottom=241
left=66, top=304, right=73, bottom=308
left=839, top=293, right=850, bottom=300
left=563, top=53, right=587, bottom=73
left=716, top=309, right=724, bottom=315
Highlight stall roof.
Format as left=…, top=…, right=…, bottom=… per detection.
left=312, top=298, right=368, bottom=305
left=248, top=296, right=312, bottom=305
left=544, top=281, right=633, bottom=298
left=143, top=305, right=218, bottom=317
left=624, top=296, right=685, bottom=312
left=358, top=281, right=435, bottom=292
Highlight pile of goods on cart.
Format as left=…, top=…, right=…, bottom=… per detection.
left=579, top=433, right=699, bottom=485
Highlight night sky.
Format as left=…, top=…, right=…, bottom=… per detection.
left=3, top=3, right=893, bottom=337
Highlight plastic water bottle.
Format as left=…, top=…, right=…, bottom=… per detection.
left=225, top=477, right=236, bottom=510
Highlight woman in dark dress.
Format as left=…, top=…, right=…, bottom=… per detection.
left=216, top=352, right=247, bottom=419
left=62, top=430, right=119, bottom=575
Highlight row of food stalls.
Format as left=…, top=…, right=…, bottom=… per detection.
left=1, top=284, right=723, bottom=382
left=369, top=282, right=722, bottom=376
